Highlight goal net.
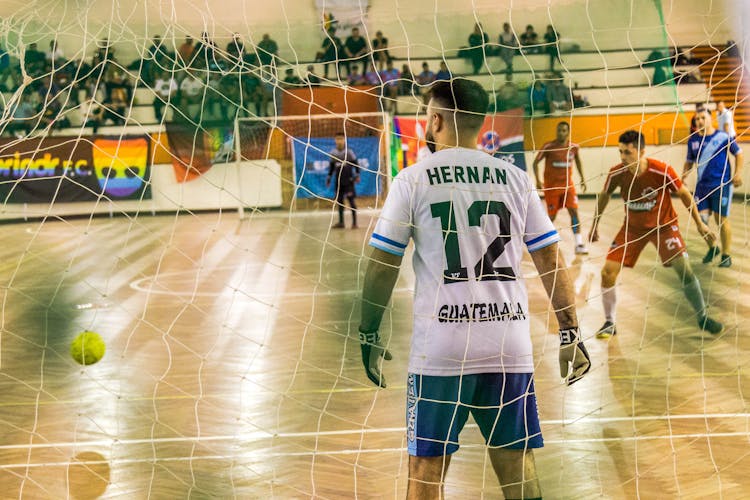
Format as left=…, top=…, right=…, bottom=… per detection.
left=0, top=0, right=747, bottom=498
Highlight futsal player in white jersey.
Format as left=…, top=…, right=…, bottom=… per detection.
left=358, top=79, right=591, bottom=499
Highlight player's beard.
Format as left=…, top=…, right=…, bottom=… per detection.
left=425, top=128, right=436, bottom=154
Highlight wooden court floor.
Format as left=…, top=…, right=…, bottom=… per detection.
left=0, top=198, right=748, bottom=499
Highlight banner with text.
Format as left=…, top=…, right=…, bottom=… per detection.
left=0, top=136, right=151, bottom=203
left=390, top=108, right=527, bottom=174
left=292, top=136, right=380, bottom=199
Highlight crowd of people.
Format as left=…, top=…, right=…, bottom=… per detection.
left=0, top=25, right=724, bottom=136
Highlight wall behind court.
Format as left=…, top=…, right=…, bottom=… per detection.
left=0, top=0, right=740, bottom=68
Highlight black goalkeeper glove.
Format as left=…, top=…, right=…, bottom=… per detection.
left=558, top=327, right=591, bottom=385
left=358, top=327, right=392, bottom=388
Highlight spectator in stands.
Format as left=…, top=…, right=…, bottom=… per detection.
left=496, top=74, right=523, bottom=111
left=399, top=64, right=414, bottom=96
left=315, top=29, right=343, bottom=80
left=347, top=64, right=366, bottom=86
left=0, top=43, right=10, bottom=92
left=498, top=22, right=518, bottom=75
left=178, top=36, right=195, bottom=67
left=528, top=80, right=548, bottom=114
left=9, top=94, right=37, bottom=137
left=179, top=70, right=204, bottom=119
left=467, top=23, right=489, bottom=74
left=547, top=75, right=571, bottom=113
left=217, top=74, right=241, bottom=121
left=435, top=62, right=451, bottom=81
left=343, top=27, right=369, bottom=75
left=371, top=31, right=390, bottom=71
left=36, top=75, right=67, bottom=129
left=716, top=101, right=736, bottom=138
left=305, top=65, right=321, bottom=86
left=243, top=73, right=270, bottom=117
left=690, top=103, right=705, bottom=134
left=645, top=49, right=670, bottom=85
left=519, top=25, right=539, bottom=54
left=726, top=40, right=739, bottom=58
left=194, top=32, right=218, bottom=70
left=103, top=71, right=130, bottom=125
left=46, top=40, right=65, bottom=67
left=379, top=59, right=400, bottom=113
left=80, top=95, right=105, bottom=133
left=205, top=71, right=224, bottom=120
left=257, top=33, right=279, bottom=68
left=24, top=43, right=46, bottom=76
left=363, top=62, right=382, bottom=86
left=226, top=33, right=247, bottom=71
left=282, top=68, right=302, bottom=87
left=415, top=62, right=436, bottom=103
left=145, top=35, right=174, bottom=85
left=544, top=25, right=560, bottom=70
left=153, top=70, right=178, bottom=122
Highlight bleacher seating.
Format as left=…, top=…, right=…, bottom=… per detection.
left=0, top=44, right=717, bottom=133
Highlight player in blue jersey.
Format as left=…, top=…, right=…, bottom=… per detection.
left=683, top=108, right=744, bottom=267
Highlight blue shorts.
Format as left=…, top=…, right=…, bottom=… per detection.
left=695, top=182, right=733, bottom=217
left=406, top=372, right=543, bottom=457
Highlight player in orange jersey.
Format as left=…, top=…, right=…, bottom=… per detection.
left=589, top=130, right=722, bottom=338
left=532, top=122, right=588, bottom=254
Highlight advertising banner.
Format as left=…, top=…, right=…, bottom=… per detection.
left=0, top=136, right=151, bottom=203
left=292, top=136, right=380, bottom=199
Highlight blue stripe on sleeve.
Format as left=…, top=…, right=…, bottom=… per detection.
left=525, top=229, right=558, bottom=246
left=369, top=240, right=405, bottom=256
left=371, top=232, right=408, bottom=249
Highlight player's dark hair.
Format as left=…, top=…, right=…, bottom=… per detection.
left=557, top=121, right=570, bottom=130
left=429, top=78, right=488, bottom=130
left=335, top=131, right=345, bottom=137
left=618, top=130, right=646, bottom=150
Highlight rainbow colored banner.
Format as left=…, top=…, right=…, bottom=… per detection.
left=390, top=107, right=526, bottom=175
left=0, top=135, right=151, bottom=203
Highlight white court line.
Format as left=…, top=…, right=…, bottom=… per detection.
left=1, top=413, right=748, bottom=452
left=2, top=431, right=750, bottom=470
left=130, top=266, right=414, bottom=298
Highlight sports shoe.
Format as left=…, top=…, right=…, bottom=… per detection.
left=702, top=246, right=721, bottom=264
left=698, top=315, right=723, bottom=335
left=718, top=254, right=732, bottom=268
left=332, top=222, right=345, bottom=229
left=351, top=224, right=359, bottom=229
left=575, top=244, right=589, bottom=255
left=596, top=321, right=617, bottom=339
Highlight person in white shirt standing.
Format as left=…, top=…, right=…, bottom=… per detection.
left=357, top=78, right=591, bottom=499
left=716, top=101, right=736, bottom=138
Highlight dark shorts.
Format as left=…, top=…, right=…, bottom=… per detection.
left=695, top=182, right=732, bottom=217
left=406, top=372, right=543, bottom=457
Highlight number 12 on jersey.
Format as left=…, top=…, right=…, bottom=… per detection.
left=431, top=200, right=516, bottom=284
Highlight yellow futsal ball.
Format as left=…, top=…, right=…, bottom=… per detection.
left=70, top=331, right=106, bottom=366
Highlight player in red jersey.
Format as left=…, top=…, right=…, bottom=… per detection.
left=588, top=130, right=722, bottom=338
left=533, top=122, right=588, bottom=254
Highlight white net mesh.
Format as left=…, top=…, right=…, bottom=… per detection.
left=0, top=0, right=748, bottom=497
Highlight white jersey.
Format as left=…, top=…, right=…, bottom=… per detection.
left=369, top=147, right=559, bottom=376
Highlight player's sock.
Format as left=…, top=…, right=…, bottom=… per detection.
left=683, top=276, right=707, bottom=317
left=602, top=286, right=616, bottom=323
left=574, top=232, right=583, bottom=246
left=338, top=206, right=345, bottom=225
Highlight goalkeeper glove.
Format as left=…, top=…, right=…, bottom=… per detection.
left=358, top=327, right=392, bottom=388
left=558, top=327, right=591, bottom=385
